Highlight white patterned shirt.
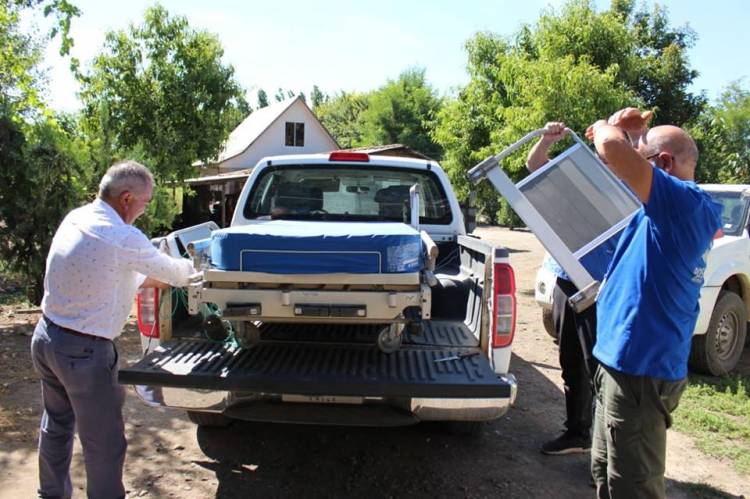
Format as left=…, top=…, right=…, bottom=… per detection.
left=41, top=198, right=194, bottom=339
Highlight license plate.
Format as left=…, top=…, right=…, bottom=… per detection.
left=282, top=394, right=364, bottom=405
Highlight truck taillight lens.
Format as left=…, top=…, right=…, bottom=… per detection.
left=492, top=262, right=516, bottom=348
left=136, top=288, right=160, bottom=337
left=328, top=151, right=370, bottom=162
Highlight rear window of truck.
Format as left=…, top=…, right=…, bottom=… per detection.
left=243, top=164, right=453, bottom=224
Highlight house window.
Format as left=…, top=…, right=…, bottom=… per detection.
left=285, top=122, right=305, bottom=147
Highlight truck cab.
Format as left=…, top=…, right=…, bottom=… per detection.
left=120, top=152, right=518, bottom=429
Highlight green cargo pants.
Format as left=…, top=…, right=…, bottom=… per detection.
left=591, top=364, right=687, bottom=499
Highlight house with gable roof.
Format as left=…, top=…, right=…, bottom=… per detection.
left=180, top=96, right=339, bottom=227
left=200, top=95, right=339, bottom=175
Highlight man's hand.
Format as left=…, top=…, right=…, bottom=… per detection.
left=585, top=120, right=608, bottom=142
left=527, top=121, right=568, bottom=171
left=140, top=277, right=170, bottom=289
left=540, top=122, right=567, bottom=144
left=608, top=107, right=654, bottom=146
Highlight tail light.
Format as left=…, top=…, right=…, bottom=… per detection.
left=136, top=288, right=160, bottom=337
left=492, top=262, right=516, bottom=348
left=329, top=151, right=370, bottom=162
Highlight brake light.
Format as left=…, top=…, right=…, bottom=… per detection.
left=329, top=151, right=370, bottom=162
left=136, top=288, right=160, bottom=337
left=492, top=262, right=516, bottom=348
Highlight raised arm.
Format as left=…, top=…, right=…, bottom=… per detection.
left=526, top=122, right=567, bottom=172
left=586, top=108, right=655, bottom=203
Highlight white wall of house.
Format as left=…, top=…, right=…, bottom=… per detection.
left=218, top=100, right=338, bottom=171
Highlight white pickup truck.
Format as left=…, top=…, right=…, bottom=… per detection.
left=119, top=151, right=518, bottom=431
left=535, top=184, right=750, bottom=376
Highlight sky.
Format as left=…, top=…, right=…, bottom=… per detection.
left=29, top=0, right=750, bottom=113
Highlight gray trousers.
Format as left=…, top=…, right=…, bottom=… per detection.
left=30, top=317, right=127, bottom=499
left=591, top=364, right=686, bottom=499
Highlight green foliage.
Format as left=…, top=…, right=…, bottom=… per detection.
left=1, top=1, right=81, bottom=116
left=673, top=374, right=750, bottom=475
left=274, top=88, right=296, bottom=102
left=714, top=82, right=750, bottom=181
left=529, top=0, right=704, bottom=125
left=0, top=1, right=45, bottom=117
left=434, top=0, right=704, bottom=226
left=310, top=85, right=327, bottom=109
left=687, top=81, right=750, bottom=183
left=0, top=113, right=94, bottom=303
left=356, top=68, right=443, bottom=160
left=77, top=4, right=247, bottom=231
left=314, top=91, right=368, bottom=149
left=257, top=88, right=269, bottom=108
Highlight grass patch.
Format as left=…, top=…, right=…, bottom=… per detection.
left=0, top=288, right=30, bottom=307
left=673, top=373, right=750, bottom=475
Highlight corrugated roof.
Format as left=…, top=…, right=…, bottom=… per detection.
left=186, top=169, right=252, bottom=185
left=349, top=143, right=433, bottom=160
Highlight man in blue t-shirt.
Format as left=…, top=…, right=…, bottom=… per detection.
left=586, top=108, right=722, bottom=499
left=527, top=123, right=619, bottom=456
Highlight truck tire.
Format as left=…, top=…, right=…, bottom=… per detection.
left=187, top=411, right=232, bottom=427
left=689, top=291, right=747, bottom=376
left=541, top=308, right=557, bottom=340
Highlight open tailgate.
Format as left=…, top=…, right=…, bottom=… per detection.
left=119, top=324, right=511, bottom=399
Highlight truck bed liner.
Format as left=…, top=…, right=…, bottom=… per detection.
left=119, top=322, right=508, bottom=399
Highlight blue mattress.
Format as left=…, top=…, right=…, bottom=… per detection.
left=210, top=221, right=423, bottom=274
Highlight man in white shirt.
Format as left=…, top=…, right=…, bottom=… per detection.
left=30, top=160, right=195, bottom=499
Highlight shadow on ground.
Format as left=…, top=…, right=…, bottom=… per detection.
left=193, top=352, right=581, bottom=499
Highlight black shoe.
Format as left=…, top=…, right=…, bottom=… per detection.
left=540, top=431, right=591, bottom=455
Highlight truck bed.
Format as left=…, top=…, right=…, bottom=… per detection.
left=119, top=321, right=511, bottom=399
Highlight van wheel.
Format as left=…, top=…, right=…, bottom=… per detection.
left=689, top=291, right=747, bottom=376
left=187, top=411, right=232, bottom=427
left=542, top=308, right=557, bottom=340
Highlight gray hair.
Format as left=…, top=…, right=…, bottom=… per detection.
left=98, top=160, right=154, bottom=199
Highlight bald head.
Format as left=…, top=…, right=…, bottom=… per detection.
left=638, top=125, right=699, bottom=180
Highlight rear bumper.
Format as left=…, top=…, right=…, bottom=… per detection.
left=133, top=373, right=517, bottom=424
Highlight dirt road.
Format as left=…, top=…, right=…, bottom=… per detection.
left=1, top=227, right=748, bottom=498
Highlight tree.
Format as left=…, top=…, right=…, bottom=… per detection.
left=434, top=0, right=705, bottom=225
left=0, top=114, right=93, bottom=303
left=314, top=91, right=368, bottom=149
left=77, top=5, right=248, bottom=231
left=688, top=81, right=750, bottom=183
left=0, top=1, right=92, bottom=302
left=528, top=0, right=704, bottom=125
left=435, top=46, right=634, bottom=224
left=310, top=85, right=327, bottom=109
left=357, top=68, right=443, bottom=159
left=257, top=88, right=269, bottom=108
left=1, top=0, right=80, bottom=117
